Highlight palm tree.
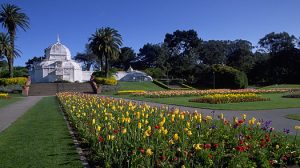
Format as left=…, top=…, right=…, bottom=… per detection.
left=0, top=32, right=19, bottom=72
left=89, top=27, right=122, bottom=77
left=0, top=4, right=29, bottom=77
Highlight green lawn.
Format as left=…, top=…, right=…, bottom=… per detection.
left=0, top=96, right=82, bottom=167
left=111, top=93, right=300, bottom=110
left=0, top=93, right=24, bottom=109
left=260, top=84, right=300, bottom=89
left=286, top=114, right=300, bottom=121
left=118, top=81, right=165, bottom=91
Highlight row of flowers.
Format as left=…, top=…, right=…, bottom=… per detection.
left=132, top=89, right=289, bottom=98
left=0, top=92, right=9, bottom=99
left=57, top=92, right=300, bottom=167
left=189, top=93, right=270, bottom=104
left=117, top=90, right=146, bottom=95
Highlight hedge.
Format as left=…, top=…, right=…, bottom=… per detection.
left=95, top=77, right=117, bottom=85
left=0, top=77, right=27, bottom=86
left=212, top=64, right=248, bottom=89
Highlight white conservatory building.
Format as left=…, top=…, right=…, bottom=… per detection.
left=30, top=37, right=93, bottom=83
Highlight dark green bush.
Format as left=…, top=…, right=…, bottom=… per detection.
left=144, top=68, right=165, bottom=79
left=212, top=64, right=248, bottom=89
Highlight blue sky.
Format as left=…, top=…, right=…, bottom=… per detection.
left=1, top=0, right=300, bottom=66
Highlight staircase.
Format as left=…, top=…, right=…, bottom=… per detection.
left=29, top=83, right=95, bottom=96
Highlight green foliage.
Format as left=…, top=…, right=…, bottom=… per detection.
left=111, top=47, right=136, bottom=69
left=95, top=77, right=117, bottom=85
left=0, top=3, right=30, bottom=77
left=89, top=27, right=122, bottom=77
left=0, top=67, right=28, bottom=77
left=92, top=70, right=111, bottom=77
left=212, top=64, right=248, bottom=89
left=144, top=67, right=165, bottom=79
left=0, top=77, right=26, bottom=86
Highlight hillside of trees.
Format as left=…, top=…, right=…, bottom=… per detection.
left=24, top=30, right=300, bottom=88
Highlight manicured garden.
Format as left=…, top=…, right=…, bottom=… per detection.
left=58, top=92, right=300, bottom=167
left=0, top=96, right=82, bottom=167
left=111, top=89, right=300, bottom=110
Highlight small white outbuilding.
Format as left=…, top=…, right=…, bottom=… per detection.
left=114, top=66, right=153, bottom=82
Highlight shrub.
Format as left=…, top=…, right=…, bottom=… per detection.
left=212, top=64, right=248, bottom=89
left=93, top=70, right=115, bottom=78
left=0, top=85, right=22, bottom=93
left=95, top=77, right=117, bottom=85
left=144, top=68, right=164, bottom=79
left=0, top=68, right=28, bottom=78
left=0, top=77, right=27, bottom=86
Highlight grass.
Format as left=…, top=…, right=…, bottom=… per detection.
left=286, top=114, right=300, bottom=121
left=0, top=96, right=82, bottom=168
left=111, top=93, right=300, bottom=110
left=260, top=84, right=300, bottom=89
left=0, top=93, right=24, bottom=109
left=118, top=81, right=166, bottom=91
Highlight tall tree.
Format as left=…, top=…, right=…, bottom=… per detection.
left=258, top=32, right=297, bottom=53
left=25, top=56, right=44, bottom=70
left=164, top=29, right=202, bottom=78
left=135, top=43, right=166, bottom=69
left=226, top=40, right=254, bottom=73
left=74, top=44, right=97, bottom=71
left=0, top=4, right=29, bottom=77
left=0, top=32, right=19, bottom=72
left=200, top=40, right=229, bottom=65
left=89, top=27, right=122, bottom=77
left=111, top=47, right=136, bottom=70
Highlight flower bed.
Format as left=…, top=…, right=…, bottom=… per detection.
left=117, top=90, right=146, bottom=95
left=0, top=92, right=9, bottom=99
left=282, top=91, right=300, bottom=98
left=133, top=89, right=289, bottom=98
left=189, top=93, right=270, bottom=104
left=57, top=92, right=300, bottom=167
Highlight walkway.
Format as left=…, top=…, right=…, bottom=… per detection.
left=111, top=97, right=300, bottom=135
left=0, top=96, right=44, bottom=132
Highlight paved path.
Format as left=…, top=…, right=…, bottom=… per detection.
left=0, top=96, right=44, bottom=133
left=109, top=97, right=300, bottom=135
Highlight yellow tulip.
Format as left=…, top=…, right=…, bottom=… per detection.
left=173, top=133, right=179, bottom=141
left=295, top=125, right=300, bottom=130
left=97, top=125, right=101, bottom=131
left=187, top=130, right=192, bottom=136
left=242, top=114, right=247, bottom=120
left=256, top=122, right=261, bottom=127
left=193, top=143, right=202, bottom=151
left=122, top=128, right=127, bottom=134
left=219, top=113, right=224, bottom=120
left=138, top=122, right=142, bottom=129
left=146, top=148, right=153, bottom=156
left=206, top=115, right=212, bottom=121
